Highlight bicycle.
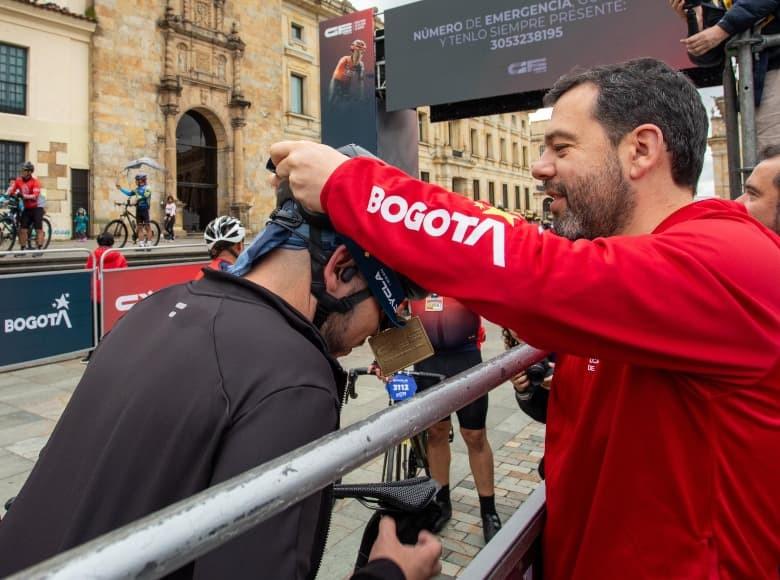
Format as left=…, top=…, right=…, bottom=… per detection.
left=103, top=199, right=161, bottom=248
left=0, top=194, right=52, bottom=252
left=344, top=368, right=446, bottom=483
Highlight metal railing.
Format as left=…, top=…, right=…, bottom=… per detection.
left=723, top=29, right=780, bottom=197
left=460, top=484, right=546, bottom=580
left=11, top=344, right=546, bottom=579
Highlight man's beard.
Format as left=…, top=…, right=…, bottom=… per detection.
left=319, top=309, right=354, bottom=357
left=548, top=153, right=636, bottom=241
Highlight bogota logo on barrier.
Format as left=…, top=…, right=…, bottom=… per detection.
left=4, top=293, right=73, bottom=333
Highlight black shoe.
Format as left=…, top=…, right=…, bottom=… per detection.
left=431, top=500, right=452, bottom=533
left=482, top=511, right=502, bottom=543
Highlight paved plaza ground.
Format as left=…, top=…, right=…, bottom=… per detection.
left=0, top=323, right=544, bottom=578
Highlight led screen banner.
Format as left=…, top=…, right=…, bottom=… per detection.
left=385, top=0, right=692, bottom=111
left=320, top=9, right=378, bottom=152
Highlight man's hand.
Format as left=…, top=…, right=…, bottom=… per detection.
left=510, top=372, right=530, bottom=394
left=367, top=516, right=442, bottom=580
left=668, top=0, right=686, bottom=20
left=682, top=25, right=729, bottom=56
left=268, top=141, right=349, bottom=214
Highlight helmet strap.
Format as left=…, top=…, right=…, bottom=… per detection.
left=308, top=225, right=373, bottom=329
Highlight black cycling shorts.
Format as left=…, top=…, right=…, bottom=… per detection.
left=20, top=207, right=43, bottom=230
left=136, top=207, right=150, bottom=225
left=414, top=349, right=488, bottom=430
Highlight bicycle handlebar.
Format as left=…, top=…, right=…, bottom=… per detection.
left=344, top=367, right=447, bottom=403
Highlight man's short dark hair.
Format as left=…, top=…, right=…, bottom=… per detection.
left=543, top=58, right=708, bottom=189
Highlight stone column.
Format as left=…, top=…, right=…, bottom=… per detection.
left=161, top=104, right=185, bottom=236
left=231, top=117, right=244, bottom=207
left=214, top=0, right=224, bottom=32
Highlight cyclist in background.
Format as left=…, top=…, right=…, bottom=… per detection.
left=195, top=215, right=246, bottom=280
left=9, top=162, right=44, bottom=250
left=409, top=295, right=502, bottom=543
left=116, top=174, right=152, bottom=247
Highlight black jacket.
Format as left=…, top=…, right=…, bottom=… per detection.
left=718, top=0, right=780, bottom=68
left=0, top=269, right=401, bottom=579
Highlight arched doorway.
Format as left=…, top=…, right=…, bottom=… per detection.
left=177, top=110, right=218, bottom=231
left=542, top=196, right=553, bottom=222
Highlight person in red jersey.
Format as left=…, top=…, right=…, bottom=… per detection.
left=9, top=161, right=45, bottom=249
left=269, top=58, right=780, bottom=579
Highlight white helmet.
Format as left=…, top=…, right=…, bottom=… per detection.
left=204, top=216, right=246, bottom=250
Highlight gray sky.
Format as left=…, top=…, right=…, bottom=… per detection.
left=352, top=0, right=723, bottom=196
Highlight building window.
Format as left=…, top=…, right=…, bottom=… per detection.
left=470, top=129, right=478, bottom=156
left=524, top=187, right=531, bottom=210
left=521, top=119, right=526, bottom=131
left=447, top=122, right=453, bottom=146
left=515, top=185, right=521, bottom=210
left=486, top=134, right=494, bottom=159
left=502, top=183, right=509, bottom=208
left=511, top=115, right=517, bottom=127
left=0, top=43, right=27, bottom=115
left=291, top=23, right=304, bottom=42
left=488, top=181, right=495, bottom=206
left=418, top=112, right=428, bottom=143
left=290, top=74, right=304, bottom=114
left=512, top=142, right=519, bottom=166
left=500, top=138, right=506, bottom=162
left=0, top=140, right=25, bottom=185
left=472, top=179, right=480, bottom=201
left=420, top=171, right=430, bottom=182
left=522, top=145, right=529, bottom=168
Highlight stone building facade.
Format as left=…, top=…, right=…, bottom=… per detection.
left=708, top=96, right=730, bottom=200
left=417, top=108, right=546, bottom=219
left=0, top=0, right=95, bottom=239
left=90, top=0, right=351, bottom=235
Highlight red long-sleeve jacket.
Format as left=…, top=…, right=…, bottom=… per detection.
left=321, top=158, right=780, bottom=579
left=10, top=177, right=41, bottom=209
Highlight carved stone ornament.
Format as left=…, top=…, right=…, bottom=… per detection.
left=195, top=51, right=210, bottom=73
left=194, top=1, right=209, bottom=26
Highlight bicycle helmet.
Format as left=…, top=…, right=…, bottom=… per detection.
left=231, top=144, right=427, bottom=328
left=21, top=161, right=34, bottom=172
left=350, top=39, right=367, bottom=51
left=204, top=215, right=246, bottom=251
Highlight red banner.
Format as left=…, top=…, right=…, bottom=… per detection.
left=101, top=262, right=207, bottom=334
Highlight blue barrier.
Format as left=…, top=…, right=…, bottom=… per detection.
left=0, top=270, right=94, bottom=368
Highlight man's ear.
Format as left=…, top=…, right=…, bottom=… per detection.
left=323, top=245, right=358, bottom=297
left=624, top=124, right=666, bottom=181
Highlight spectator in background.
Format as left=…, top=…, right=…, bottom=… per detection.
left=737, top=143, right=780, bottom=233
left=74, top=208, right=89, bottom=242
left=671, top=0, right=780, bottom=150
left=10, top=161, right=45, bottom=250
left=83, top=231, right=127, bottom=363
left=409, top=295, right=502, bottom=543
left=164, top=196, right=176, bottom=241
left=195, top=215, right=246, bottom=280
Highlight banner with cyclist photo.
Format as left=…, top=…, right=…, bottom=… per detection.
left=319, top=9, right=377, bottom=153
left=0, top=271, right=93, bottom=368
left=101, top=262, right=207, bottom=334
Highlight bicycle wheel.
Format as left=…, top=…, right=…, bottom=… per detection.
left=37, top=217, right=52, bottom=249
left=104, top=220, right=128, bottom=248
left=147, top=221, right=161, bottom=246
left=406, top=433, right=430, bottom=479
left=0, top=220, right=16, bottom=251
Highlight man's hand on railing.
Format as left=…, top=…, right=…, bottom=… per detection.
left=682, top=24, right=729, bottom=56
left=367, top=516, right=442, bottom=580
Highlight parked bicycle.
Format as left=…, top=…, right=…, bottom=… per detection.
left=0, top=194, right=52, bottom=252
left=344, top=368, right=446, bottom=482
left=103, top=199, right=160, bottom=248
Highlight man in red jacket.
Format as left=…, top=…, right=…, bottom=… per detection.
left=269, top=58, right=780, bottom=579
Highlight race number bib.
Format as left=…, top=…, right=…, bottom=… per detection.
left=386, top=373, right=418, bottom=402
left=425, top=295, right=444, bottom=312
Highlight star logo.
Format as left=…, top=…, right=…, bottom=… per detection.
left=52, top=293, right=70, bottom=310
left=482, top=206, right=520, bottom=226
